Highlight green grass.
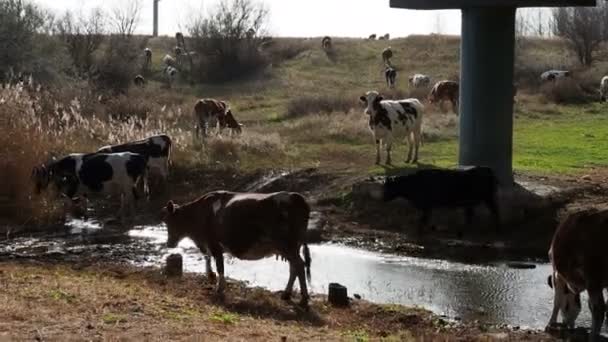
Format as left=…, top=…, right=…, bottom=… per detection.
left=209, top=311, right=239, bottom=325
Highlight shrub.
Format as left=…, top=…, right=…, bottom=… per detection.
left=540, top=78, right=592, bottom=104
left=286, top=94, right=355, bottom=118
left=91, top=35, right=147, bottom=94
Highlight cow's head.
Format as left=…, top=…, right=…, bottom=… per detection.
left=547, top=273, right=581, bottom=329
left=359, top=91, right=383, bottom=116
left=161, top=200, right=186, bottom=248
left=224, top=109, right=243, bottom=134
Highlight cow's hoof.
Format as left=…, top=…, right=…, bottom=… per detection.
left=281, top=292, right=292, bottom=301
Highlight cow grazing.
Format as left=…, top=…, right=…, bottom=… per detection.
left=385, top=67, right=397, bottom=89
left=193, top=98, right=230, bottom=138
left=32, top=152, right=148, bottom=219
left=600, top=76, right=608, bottom=102
left=383, top=166, right=500, bottom=233
left=161, top=191, right=312, bottom=306
left=133, top=75, right=145, bottom=87
left=547, top=208, right=608, bottom=339
left=322, top=36, right=332, bottom=50
left=143, top=48, right=152, bottom=69
left=541, top=70, right=570, bottom=82
left=97, top=135, right=172, bottom=194
left=220, top=109, right=243, bottom=136
left=359, top=91, right=424, bottom=165
left=368, top=34, right=377, bottom=40
left=428, top=80, right=459, bottom=115
left=408, top=74, right=431, bottom=88
left=382, top=47, right=393, bottom=65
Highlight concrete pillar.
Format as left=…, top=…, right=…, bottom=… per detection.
left=153, top=0, right=159, bottom=37
left=459, top=7, right=516, bottom=186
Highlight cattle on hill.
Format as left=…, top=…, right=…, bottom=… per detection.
left=133, top=75, right=145, bottom=87
left=547, top=208, right=608, bottom=339
left=97, top=135, right=172, bottom=194
left=383, top=166, right=500, bottom=234
left=359, top=91, right=424, bottom=165
left=143, top=48, right=152, bottom=69
left=385, top=66, right=397, bottom=89
left=161, top=191, right=312, bottom=306
left=408, top=74, right=430, bottom=88
left=368, top=34, right=377, bottom=40
left=32, top=152, right=148, bottom=220
left=322, top=36, right=332, bottom=50
left=193, top=98, right=230, bottom=138
left=540, top=70, right=570, bottom=82
left=600, top=76, right=608, bottom=102
left=428, top=80, right=459, bottom=115
left=382, top=47, right=393, bottom=65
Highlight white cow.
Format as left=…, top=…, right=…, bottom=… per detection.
left=408, top=74, right=431, bottom=88
left=541, top=70, right=570, bottom=82
left=359, top=91, right=424, bottom=165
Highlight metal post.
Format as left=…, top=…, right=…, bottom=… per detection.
left=153, top=0, right=159, bottom=37
left=459, top=7, right=516, bottom=186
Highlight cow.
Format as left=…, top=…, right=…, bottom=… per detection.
left=359, top=91, right=424, bottom=165
left=382, top=47, right=393, bottom=65
left=193, top=98, right=230, bottom=139
left=385, top=66, right=397, bottom=89
left=547, top=208, right=608, bottom=340
left=143, top=48, right=152, bottom=70
left=31, top=152, right=148, bottom=220
left=540, top=70, right=570, bottom=82
left=408, top=74, right=431, bottom=88
left=383, top=166, right=500, bottom=234
left=133, top=75, right=145, bottom=87
left=428, top=80, right=459, bottom=115
left=220, top=109, right=243, bottom=136
left=97, top=135, right=172, bottom=194
left=600, top=76, right=608, bottom=102
left=322, top=36, right=332, bottom=50
left=165, top=66, right=178, bottom=88
left=383, top=33, right=390, bottom=40
left=163, top=54, right=176, bottom=67
left=161, top=191, right=312, bottom=307
left=368, top=34, right=377, bottom=40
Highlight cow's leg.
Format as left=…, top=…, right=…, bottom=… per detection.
left=213, top=251, right=226, bottom=295
left=293, top=254, right=309, bottom=307
left=406, top=133, right=413, bottom=163
left=546, top=277, right=560, bottom=329
left=485, top=198, right=501, bottom=232
left=412, top=129, right=420, bottom=164
left=385, top=136, right=393, bottom=165
left=452, top=99, right=459, bottom=115
left=418, top=209, right=431, bottom=234
left=282, top=262, right=297, bottom=301
left=375, top=139, right=381, bottom=165
left=588, top=286, right=605, bottom=340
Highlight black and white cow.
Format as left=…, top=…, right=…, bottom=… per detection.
left=97, top=135, right=171, bottom=193
left=359, top=91, right=424, bottom=165
left=541, top=70, right=570, bottom=82
left=385, top=67, right=397, bottom=89
left=32, top=152, right=148, bottom=218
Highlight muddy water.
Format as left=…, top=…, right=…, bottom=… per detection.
left=0, top=219, right=594, bottom=331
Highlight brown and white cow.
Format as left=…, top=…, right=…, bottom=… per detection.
left=547, top=208, right=608, bottom=339
left=428, top=80, right=459, bottom=115
left=193, top=99, right=230, bottom=138
left=161, top=191, right=312, bottom=307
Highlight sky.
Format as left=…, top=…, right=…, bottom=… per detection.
left=33, top=0, right=463, bottom=38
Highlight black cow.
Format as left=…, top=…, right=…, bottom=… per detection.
left=383, top=166, right=500, bottom=233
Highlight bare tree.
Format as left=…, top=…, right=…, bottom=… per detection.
left=553, top=3, right=608, bottom=66
left=56, top=8, right=106, bottom=75
left=110, top=0, right=142, bottom=37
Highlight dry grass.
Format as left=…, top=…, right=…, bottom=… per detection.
left=0, top=261, right=553, bottom=341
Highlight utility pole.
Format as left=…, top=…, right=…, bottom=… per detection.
left=153, top=0, right=160, bottom=37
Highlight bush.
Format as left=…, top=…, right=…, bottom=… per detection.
left=540, top=78, right=592, bottom=104
left=91, top=35, right=147, bottom=93
left=286, top=95, right=355, bottom=118
left=187, top=0, right=270, bottom=82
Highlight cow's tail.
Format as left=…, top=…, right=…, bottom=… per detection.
left=302, top=243, right=312, bottom=283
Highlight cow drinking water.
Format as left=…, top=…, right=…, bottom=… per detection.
left=161, top=191, right=312, bottom=307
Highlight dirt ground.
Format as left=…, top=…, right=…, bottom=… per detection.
left=0, top=261, right=556, bottom=341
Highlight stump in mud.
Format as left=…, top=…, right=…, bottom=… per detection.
left=165, top=253, right=183, bottom=277
left=328, top=283, right=348, bottom=307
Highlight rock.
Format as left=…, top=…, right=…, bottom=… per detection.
left=165, top=253, right=183, bottom=277
left=581, top=175, right=592, bottom=181
left=328, top=283, right=349, bottom=307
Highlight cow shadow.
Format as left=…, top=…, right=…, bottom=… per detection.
left=212, top=286, right=325, bottom=326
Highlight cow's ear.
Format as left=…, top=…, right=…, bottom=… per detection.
left=547, top=275, right=553, bottom=289
left=376, top=95, right=384, bottom=102
left=359, top=96, right=366, bottom=103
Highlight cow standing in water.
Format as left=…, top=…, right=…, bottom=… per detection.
left=161, top=191, right=312, bottom=307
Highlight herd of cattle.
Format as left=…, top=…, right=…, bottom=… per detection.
left=25, top=37, right=608, bottom=340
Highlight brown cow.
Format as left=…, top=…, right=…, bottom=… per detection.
left=161, top=191, right=312, bottom=307
left=193, top=99, right=229, bottom=138
left=547, top=208, right=608, bottom=339
left=428, top=80, right=459, bottom=115
left=382, top=47, right=393, bottom=65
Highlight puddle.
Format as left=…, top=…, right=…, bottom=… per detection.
left=0, top=219, right=598, bottom=331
